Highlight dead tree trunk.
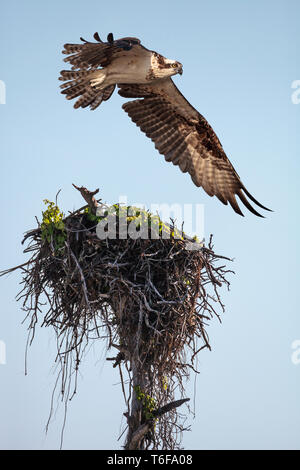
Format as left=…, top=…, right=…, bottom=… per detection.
left=124, top=359, right=190, bottom=449
left=124, top=350, right=190, bottom=449
left=124, top=359, right=148, bottom=450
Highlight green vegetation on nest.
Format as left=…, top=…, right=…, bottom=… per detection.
left=41, top=199, right=66, bottom=252
left=134, top=385, right=157, bottom=421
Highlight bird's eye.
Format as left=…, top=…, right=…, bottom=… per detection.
left=172, top=63, right=177, bottom=68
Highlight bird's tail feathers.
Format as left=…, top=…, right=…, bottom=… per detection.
left=59, top=69, right=114, bottom=110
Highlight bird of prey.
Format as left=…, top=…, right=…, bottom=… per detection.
left=59, top=32, right=271, bottom=217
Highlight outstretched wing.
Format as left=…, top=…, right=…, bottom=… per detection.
left=62, top=32, right=144, bottom=70
left=59, top=32, right=146, bottom=110
left=119, top=80, right=271, bottom=217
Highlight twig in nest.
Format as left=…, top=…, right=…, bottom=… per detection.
left=72, top=184, right=100, bottom=214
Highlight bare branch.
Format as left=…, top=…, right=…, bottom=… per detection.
left=72, top=184, right=100, bottom=214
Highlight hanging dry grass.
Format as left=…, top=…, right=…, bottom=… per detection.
left=1, top=185, right=233, bottom=450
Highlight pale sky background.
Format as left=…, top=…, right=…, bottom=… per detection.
left=0, top=0, right=299, bottom=450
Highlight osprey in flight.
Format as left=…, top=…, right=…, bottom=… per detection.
left=60, top=32, right=270, bottom=217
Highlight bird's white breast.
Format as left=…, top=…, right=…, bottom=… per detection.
left=105, top=54, right=153, bottom=85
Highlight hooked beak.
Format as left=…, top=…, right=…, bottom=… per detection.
left=178, top=64, right=183, bottom=75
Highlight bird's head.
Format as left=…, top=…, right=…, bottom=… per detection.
left=150, top=52, right=183, bottom=79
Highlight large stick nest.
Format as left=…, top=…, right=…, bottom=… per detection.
left=2, top=187, right=233, bottom=449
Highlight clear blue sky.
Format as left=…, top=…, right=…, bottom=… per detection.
left=0, top=0, right=299, bottom=450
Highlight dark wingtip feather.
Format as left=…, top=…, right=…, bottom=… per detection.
left=242, top=186, right=272, bottom=212
left=228, top=195, right=245, bottom=217
left=107, top=32, right=114, bottom=43
left=93, top=32, right=102, bottom=42
left=237, top=190, right=265, bottom=217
